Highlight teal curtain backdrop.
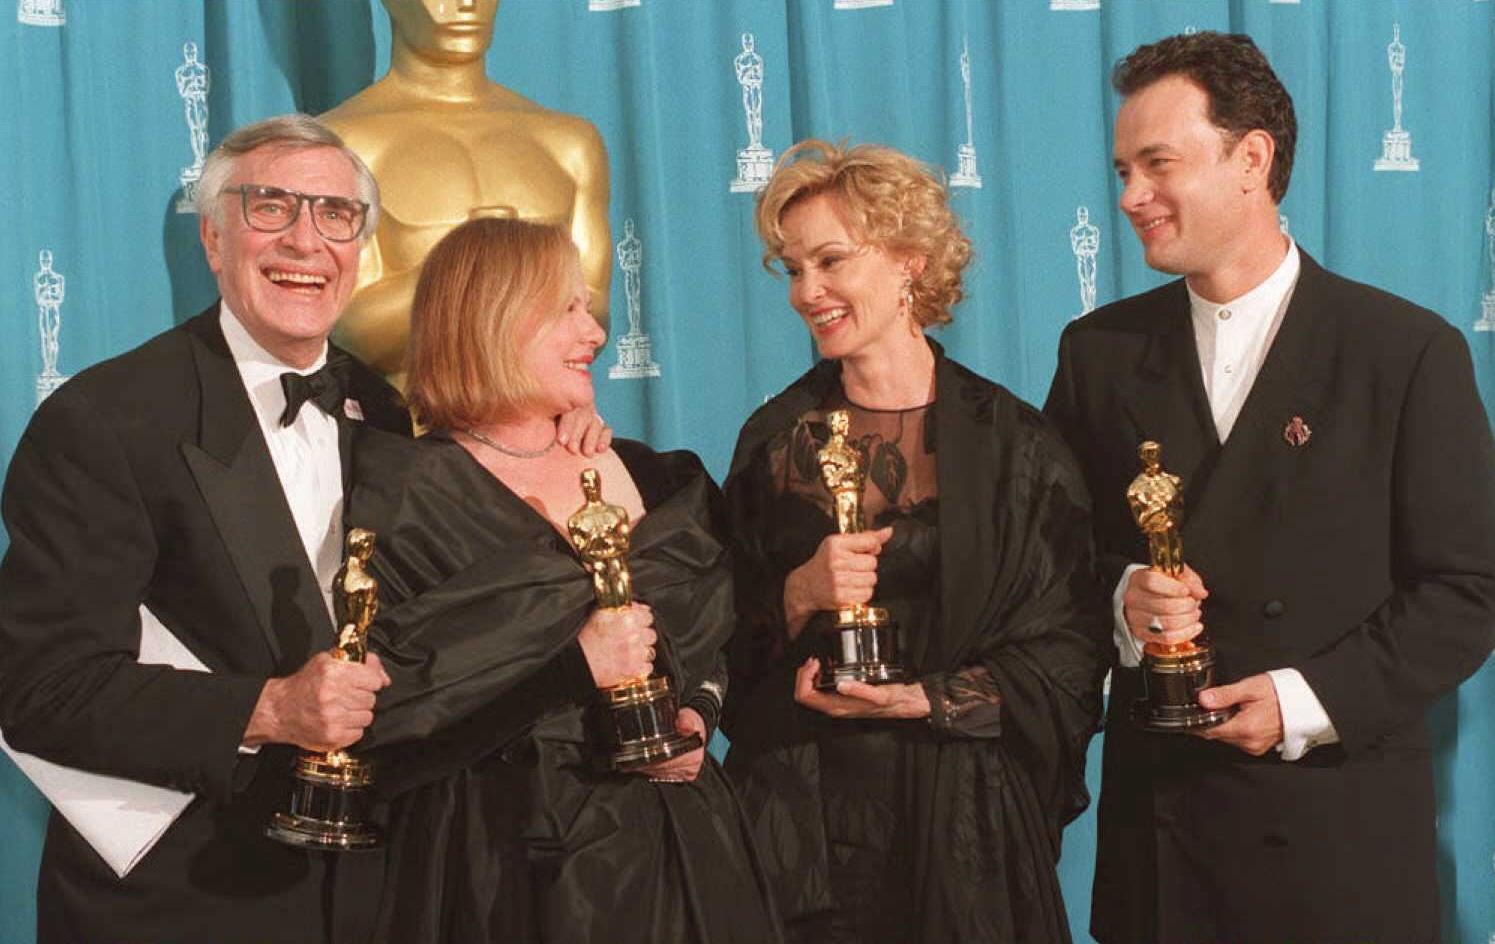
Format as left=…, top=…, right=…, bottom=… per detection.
left=4, top=1, right=1493, bottom=941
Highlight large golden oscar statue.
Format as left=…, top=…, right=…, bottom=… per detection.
left=322, top=0, right=611, bottom=386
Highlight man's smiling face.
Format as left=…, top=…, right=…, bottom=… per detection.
left=1113, top=74, right=1256, bottom=285
left=200, top=144, right=364, bottom=368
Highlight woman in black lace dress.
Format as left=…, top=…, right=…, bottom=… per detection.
left=721, top=140, right=1110, bottom=943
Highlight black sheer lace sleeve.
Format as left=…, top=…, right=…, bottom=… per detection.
left=921, top=665, right=1002, bottom=738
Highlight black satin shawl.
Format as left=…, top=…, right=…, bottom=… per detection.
left=354, top=435, right=731, bottom=788
left=345, top=434, right=782, bottom=944
left=721, top=343, right=1110, bottom=942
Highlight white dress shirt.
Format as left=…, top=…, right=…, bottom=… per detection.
left=1110, top=240, right=1339, bottom=760
left=219, top=306, right=344, bottom=622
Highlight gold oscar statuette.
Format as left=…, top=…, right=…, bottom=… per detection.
left=568, top=468, right=701, bottom=770
left=812, top=410, right=907, bottom=693
left=322, top=0, right=612, bottom=389
left=266, top=528, right=383, bottom=850
left=1126, top=442, right=1233, bottom=731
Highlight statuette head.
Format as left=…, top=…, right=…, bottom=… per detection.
left=1139, top=440, right=1161, bottom=470
left=580, top=467, right=602, bottom=501
left=346, top=527, right=376, bottom=560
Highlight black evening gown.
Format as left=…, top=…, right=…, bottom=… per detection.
left=349, top=433, right=782, bottom=944
left=722, top=343, right=1110, bottom=944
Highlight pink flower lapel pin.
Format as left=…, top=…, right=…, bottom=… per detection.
left=1283, top=415, right=1311, bottom=447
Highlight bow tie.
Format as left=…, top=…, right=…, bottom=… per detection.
left=279, top=357, right=351, bottom=427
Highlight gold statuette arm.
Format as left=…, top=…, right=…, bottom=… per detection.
left=564, top=121, right=613, bottom=321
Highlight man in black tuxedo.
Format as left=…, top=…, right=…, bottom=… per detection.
left=1045, top=33, right=1495, bottom=943
left=0, top=115, right=412, bottom=944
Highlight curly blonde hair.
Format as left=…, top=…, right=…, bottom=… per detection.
left=754, top=139, right=972, bottom=328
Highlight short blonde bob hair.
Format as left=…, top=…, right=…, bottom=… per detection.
left=755, top=139, right=973, bottom=329
left=405, top=217, right=578, bottom=429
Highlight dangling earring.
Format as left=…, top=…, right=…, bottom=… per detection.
left=901, top=276, right=918, bottom=333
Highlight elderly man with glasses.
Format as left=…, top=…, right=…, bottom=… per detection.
left=1, top=114, right=419, bottom=944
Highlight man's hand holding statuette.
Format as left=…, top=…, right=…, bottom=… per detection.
left=243, top=651, right=391, bottom=753
left=1123, top=563, right=1208, bottom=648
left=1196, top=675, right=1285, bottom=756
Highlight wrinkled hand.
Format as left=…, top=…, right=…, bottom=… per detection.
left=578, top=603, right=656, bottom=689
left=556, top=408, right=613, bottom=457
left=630, top=707, right=707, bottom=783
left=1195, top=674, right=1283, bottom=755
left=243, top=651, right=391, bottom=752
left=793, top=658, right=931, bottom=720
left=1123, top=564, right=1208, bottom=648
left=782, top=528, right=894, bottom=639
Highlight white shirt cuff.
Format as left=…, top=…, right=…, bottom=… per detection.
left=1112, top=564, right=1148, bottom=668
left=1266, top=668, right=1339, bottom=761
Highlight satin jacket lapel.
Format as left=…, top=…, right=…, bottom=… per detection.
left=338, top=412, right=355, bottom=508
left=1121, top=283, right=1219, bottom=513
left=932, top=351, right=995, bottom=673
left=1186, top=255, right=1332, bottom=546
left=331, top=348, right=356, bottom=504
left=179, top=310, right=331, bottom=669
left=335, top=344, right=413, bottom=528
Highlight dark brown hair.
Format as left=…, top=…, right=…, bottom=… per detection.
left=1113, top=31, right=1297, bottom=203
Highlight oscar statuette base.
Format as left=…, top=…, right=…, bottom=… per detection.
left=1130, top=642, right=1234, bottom=733
left=601, top=675, right=704, bottom=771
left=730, top=145, right=774, bottom=194
left=814, top=607, right=907, bottom=693
left=265, top=752, right=381, bottom=851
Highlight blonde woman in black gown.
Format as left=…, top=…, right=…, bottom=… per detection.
left=722, top=140, right=1110, bottom=943
left=352, top=218, right=780, bottom=944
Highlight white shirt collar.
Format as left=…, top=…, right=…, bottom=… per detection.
left=1184, top=238, right=1303, bottom=442
left=219, top=303, right=328, bottom=434
left=1186, top=238, right=1301, bottom=329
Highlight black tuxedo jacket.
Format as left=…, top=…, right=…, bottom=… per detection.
left=1045, top=253, right=1495, bottom=944
left=0, top=307, right=409, bottom=944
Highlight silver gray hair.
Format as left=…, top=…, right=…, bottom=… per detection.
left=193, top=113, right=380, bottom=237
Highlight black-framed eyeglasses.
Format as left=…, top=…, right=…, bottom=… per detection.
left=224, top=184, right=369, bottom=242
